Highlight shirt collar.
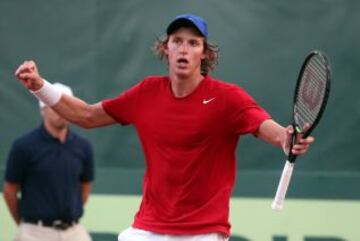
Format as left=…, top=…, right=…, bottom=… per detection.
left=39, top=122, right=74, bottom=142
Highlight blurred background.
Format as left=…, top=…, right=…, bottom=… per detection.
left=1, top=0, right=359, bottom=240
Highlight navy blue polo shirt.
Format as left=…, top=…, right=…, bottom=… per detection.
left=5, top=124, right=94, bottom=222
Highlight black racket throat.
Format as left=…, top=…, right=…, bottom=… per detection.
left=287, top=124, right=299, bottom=163
left=287, top=123, right=311, bottom=163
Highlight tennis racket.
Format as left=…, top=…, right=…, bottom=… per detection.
left=271, top=50, right=331, bottom=211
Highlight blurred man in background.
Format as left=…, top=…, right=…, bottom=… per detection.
left=3, top=83, right=94, bottom=241
left=13, top=14, right=314, bottom=241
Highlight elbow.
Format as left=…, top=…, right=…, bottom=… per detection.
left=82, top=122, right=96, bottom=130
left=71, top=106, right=97, bottom=129
left=73, top=114, right=96, bottom=129
left=3, top=182, right=19, bottom=199
left=75, top=122, right=93, bottom=129
left=66, top=103, right=111, bottom=129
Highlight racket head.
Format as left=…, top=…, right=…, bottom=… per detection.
left=292, top=50, right=331, bottom=138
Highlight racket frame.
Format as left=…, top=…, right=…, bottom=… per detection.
left=272, top=50, right=331, bottom=211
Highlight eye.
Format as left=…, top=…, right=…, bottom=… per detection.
left=172, top=38, right=182, bottom=45
left=189, top=40, right=200, bottom=47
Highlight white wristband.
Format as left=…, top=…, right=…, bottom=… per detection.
left=31, top=79, right=62, bottom=107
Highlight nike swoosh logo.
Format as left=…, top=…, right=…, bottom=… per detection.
left=202, top=97, right=216, bottom=104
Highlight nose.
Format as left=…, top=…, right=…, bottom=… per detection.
left=179, top=42, right=189, bottom=54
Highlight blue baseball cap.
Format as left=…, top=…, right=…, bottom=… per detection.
left=166, top=14, right=208, bottom=38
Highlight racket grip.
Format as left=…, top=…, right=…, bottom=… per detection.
left=271, top=160, right=295, bottom=211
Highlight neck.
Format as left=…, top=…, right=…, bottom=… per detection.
left=44, top=121, right=68, bottom=143
left=169, top=72, right=204, bottom=98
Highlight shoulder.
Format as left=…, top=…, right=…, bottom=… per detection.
left=69, top=131, right=92, bottom=148
left=12, top=127, right=41, bottom=149
left=141, top=75, right=168, bottom=87
left=123, top=75, right=168, bottom=98
left=117, top=75, right=167, bottom=95
left=6, top=128, right=42, bottom=159
left=69, top=131, right=94, bottom=155
left=67, top=131, right=94, bottom=160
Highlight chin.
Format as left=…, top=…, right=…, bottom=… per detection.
left=174, top=69, right=191, bottom=78
left=55, top=121, right=68, bottom=130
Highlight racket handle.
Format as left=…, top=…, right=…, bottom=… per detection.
left=271, top=160, right=295, bottom=211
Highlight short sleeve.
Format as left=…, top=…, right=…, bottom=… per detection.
left=102, top=81, right=144, bottom=125
left=80, top=139, right=95, bottom=182
left=4, top=140, right=29, bottom=183
left=225, top=85, right=271, bottom=135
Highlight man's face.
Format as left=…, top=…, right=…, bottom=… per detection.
left=42, top=107, right=68, bottom=130
left=165, top=27, right=206, bottom=78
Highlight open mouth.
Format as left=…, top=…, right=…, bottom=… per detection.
left=177, top=58, right=189, bottom=64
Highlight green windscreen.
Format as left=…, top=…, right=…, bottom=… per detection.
left=1, top=0, right=359, bottom=197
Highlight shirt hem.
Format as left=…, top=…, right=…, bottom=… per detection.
left=132, top=221, right=230, bottom=237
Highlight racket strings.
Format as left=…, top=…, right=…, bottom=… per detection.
left=295, top=55, right=328, bottom=128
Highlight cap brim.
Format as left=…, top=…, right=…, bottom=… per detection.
left=166, top=18, right=205, bottom=37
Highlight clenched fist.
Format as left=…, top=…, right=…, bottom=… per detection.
left=15, top=60, right=44, bottom=91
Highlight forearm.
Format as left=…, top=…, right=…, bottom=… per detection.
left=30, top=79, right=95, bottom=128
left=52, top=94, right=96, bottom=128
left=3, top=183, right=20, bottom=225
left=4, top=196, right=20, bottom=224
left=256, top=119, right=315, bottom=156
left=34, top=80, right=115, bottom=128
left=256, top=119, right=287, bottom=149
left=15, top=61, right=116, bottom=128
left=80, top=182, right=92, bottom=204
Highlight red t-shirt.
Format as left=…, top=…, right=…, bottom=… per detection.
left=102, top=75, right=270, bottom=236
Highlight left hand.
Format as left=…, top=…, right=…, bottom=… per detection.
left=283, top=123, right=315, bottom=155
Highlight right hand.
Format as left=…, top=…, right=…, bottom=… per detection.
left=15, top=60, right=44, bottom=91
left=283, top=124, right=315, bottom=156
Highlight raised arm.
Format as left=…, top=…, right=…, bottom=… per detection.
left=15, top=60, right=116, bottom=129
left=255, top=119, right=315, bottom=156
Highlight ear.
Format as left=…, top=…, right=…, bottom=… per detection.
left=201, top=48, right=207, bottom=60
left=164, top=42, right=169, bottom=55
left=201, top=40, right=207, bottom=60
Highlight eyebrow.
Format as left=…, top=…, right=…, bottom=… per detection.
left=171, top=35, right=203, bottom=41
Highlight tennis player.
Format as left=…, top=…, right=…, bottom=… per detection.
left=14, top=14, right=314, bottom=241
